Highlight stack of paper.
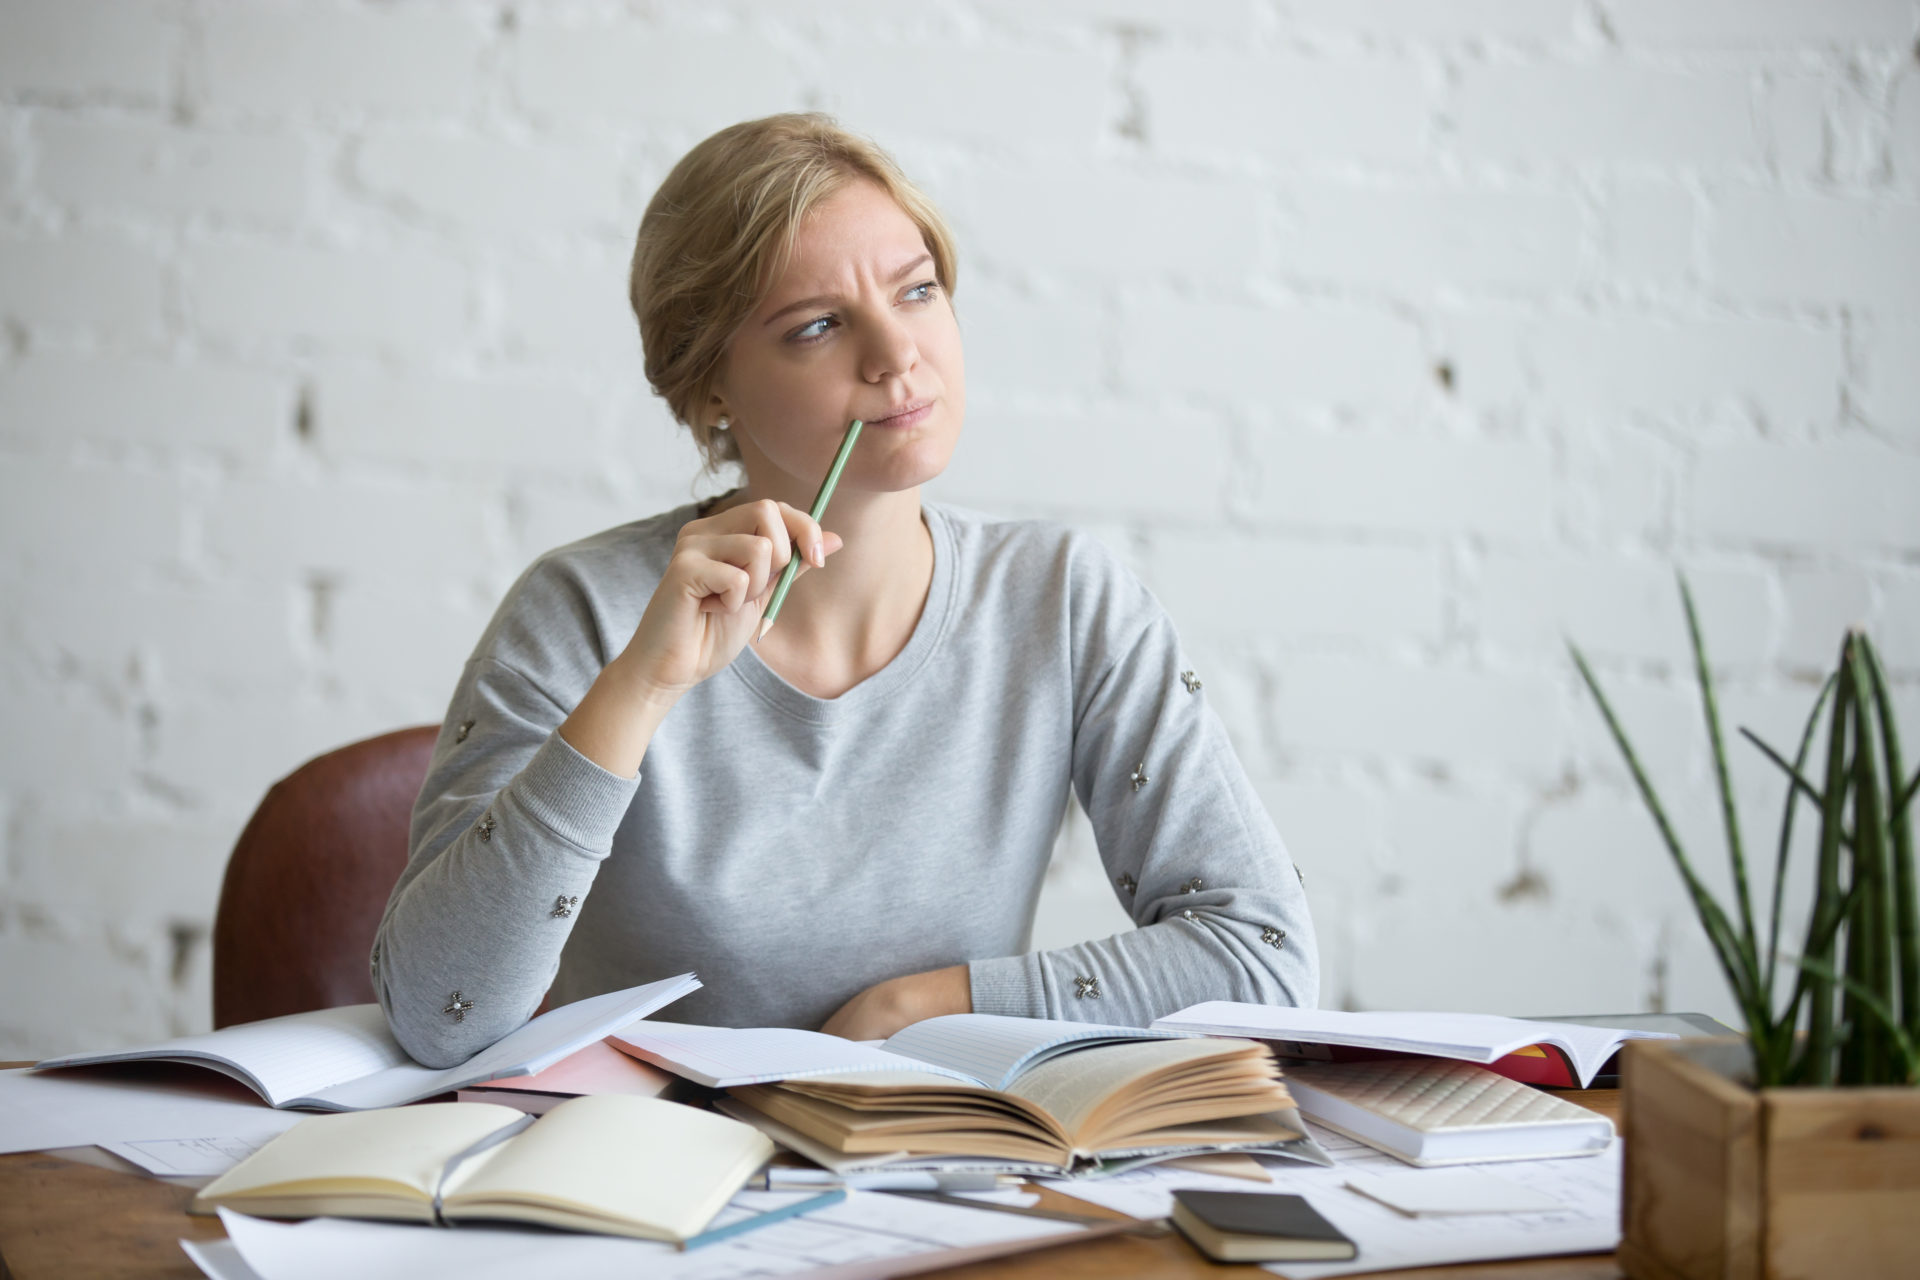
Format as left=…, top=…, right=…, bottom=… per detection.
left=182, top=1190, right=1099, bottom=1280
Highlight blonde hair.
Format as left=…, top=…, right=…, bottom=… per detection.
left=629, top=113, right=959, bottom=470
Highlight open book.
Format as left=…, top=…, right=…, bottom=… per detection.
left=33, top=974, right=699, bottom=1112
left=613, top=1013, right=1311, bottom=1176
left=192, top=1095, right=772, bottom=1241
left=1150, top=1003, right=1678, bottom=1089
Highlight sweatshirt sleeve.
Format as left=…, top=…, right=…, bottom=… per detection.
left=370, top=569, right=642, bottom=1068
left=969, top=542, right=1318, bottom=1026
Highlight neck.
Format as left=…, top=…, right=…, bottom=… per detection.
left=728, top=479, right=934, bottom=677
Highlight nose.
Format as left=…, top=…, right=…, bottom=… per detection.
left=860, top=310, right=919, bottom=384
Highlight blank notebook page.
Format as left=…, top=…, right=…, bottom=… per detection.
left=38, top=1005, right=408, bottom=1108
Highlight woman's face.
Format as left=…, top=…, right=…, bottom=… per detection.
left=711, top=179, right=965, bottom=499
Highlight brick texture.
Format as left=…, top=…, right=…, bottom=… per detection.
left=2, top=0, right=1916, bottom=1055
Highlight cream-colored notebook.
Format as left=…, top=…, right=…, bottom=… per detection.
left=1281, top=1058, right=1613, bottom=1167
left=192, top=1095, right=773, bottom=1241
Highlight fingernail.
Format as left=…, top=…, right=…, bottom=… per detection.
left=811, top=540, right=824, bottom=567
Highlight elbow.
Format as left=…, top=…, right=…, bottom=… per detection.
left=372, top=941, right=486, bottom=1071
left=1231, top=925, right=1319, bottom=1011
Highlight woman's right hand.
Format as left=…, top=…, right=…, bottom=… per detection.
left=559, top=499, right=840, bottom=778
left=620, top=497, right=840, bottom=701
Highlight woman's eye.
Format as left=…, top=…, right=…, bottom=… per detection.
left=790, top=315, right=836, bottom=343
left=904, top=280, right=939, bottom=304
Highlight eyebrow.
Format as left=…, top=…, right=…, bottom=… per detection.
left=761, top=253, right=935, bottom=327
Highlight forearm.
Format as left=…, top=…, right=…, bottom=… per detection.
left=970, top=891, right=1318, bottom=1027
left=557, top=652, right=678, bottom=780
left=373, top=731, right=640, bottom=1067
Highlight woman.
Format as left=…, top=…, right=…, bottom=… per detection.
left=373, top=114, right=1316, bottom=1069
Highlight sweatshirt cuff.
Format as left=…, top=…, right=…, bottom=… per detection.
left=506, top=730, right=643, bottom=857
left=968, top=953, right=1046, bottom=1019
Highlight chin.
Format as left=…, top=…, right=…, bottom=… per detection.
left=858, top=431, right=960, bottom=494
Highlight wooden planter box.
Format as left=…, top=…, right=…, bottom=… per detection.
left=1619, top=1037, right=1920, bottom=1280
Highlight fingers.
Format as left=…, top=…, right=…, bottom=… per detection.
left=669, top=500, right=842, bottom=618
left=696, top=499, right=832, bottom=571
left=668, top=543, right=755, bottom=615
left=676, top=532, right=782, bottom=611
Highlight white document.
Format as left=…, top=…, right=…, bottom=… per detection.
left=1345, top=1169, right=1564, bottom=1215
left=34, top=974, right=700, bottom=1112
left=180, top=1238, right=264, bottom=1280
left=1151, top=1004, right=1673, bottom=1088
left=104, top=1134, right=275, bottom=1177
left=1047, top=1121, right=1621, bottom=1278
left=0, top=1066, right=304, bottom=1156
left=196, top=1190, right=1084, bottom=1280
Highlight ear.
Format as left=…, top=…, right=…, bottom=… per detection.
left=703, top=387, right=733, bottom=431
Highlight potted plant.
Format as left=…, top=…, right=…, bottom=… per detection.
left=1573, top=580, right=1918, bottom=1280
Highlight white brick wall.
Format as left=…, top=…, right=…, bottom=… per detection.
left=3, top=0, right=1918, bottom=1055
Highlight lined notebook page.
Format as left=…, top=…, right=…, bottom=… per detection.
left=882, top=1016, right=1188, bottom=1092
left=36, top=1005, right=405, bottom=1107
left=298, top=975, right=703, bottom=1112
left=611, top=1024, right=977, bottom=1088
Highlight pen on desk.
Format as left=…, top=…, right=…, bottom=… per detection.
left=755, top=417, right=863, bottom=643
left=678, top=1188, right=846, bottom=1251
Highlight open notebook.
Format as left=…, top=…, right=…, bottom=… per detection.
left=34, top=975, right=699, bottom=1112
left=192, top=1096, right=772, bottom=1241
left=615, top=1013, right=1325, bottom=1176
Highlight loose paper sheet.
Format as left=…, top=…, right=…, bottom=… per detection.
left=0, top=1066, right=301, bottom=1156
left=103, top=1134, right=276, bottom=1178
left=1045, top=1120, right=1620, bottom=1278
left=196, top=1190, right=1081, bottom=1280
left=1344, top=1168, right=1565, bottom=1215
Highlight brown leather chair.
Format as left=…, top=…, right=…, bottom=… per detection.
left=211, top=725, right=438, bottom=1028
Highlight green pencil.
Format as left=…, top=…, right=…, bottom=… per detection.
left=756, top=417, right=863, bottom=642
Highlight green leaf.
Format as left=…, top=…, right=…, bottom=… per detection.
left=1740, top=726, right=1827, bottom=811
left=1570, top=642, right=1765, bottom=1036
left=1780, top=879, right=1865, bottom=1084
left=1859, top=639, right=1917, bottom=1043
left=1895, top=766, right=1920, bottom=824
left=1681, top=575, right=1760, bottom=966
left=1789, top=951, right=1920, bottom=1086
left=1804, top=666, right=1855, bottom=1086
left=1846, top=639, right=1899, bottom=1080
left=1752, top=675, right=1836, bottom=1019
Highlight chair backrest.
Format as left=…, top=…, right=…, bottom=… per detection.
left=212, top=725, right=438, bottom=1028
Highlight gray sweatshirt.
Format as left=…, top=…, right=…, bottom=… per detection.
left=372, top=500, right=1317, bottom=1069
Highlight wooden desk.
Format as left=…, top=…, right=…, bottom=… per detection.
left=0, top=1085, right=1625, bottom=1280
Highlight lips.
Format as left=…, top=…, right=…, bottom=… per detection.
left=866, top=399, right=933, bottom=429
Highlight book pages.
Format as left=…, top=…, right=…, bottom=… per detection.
left=611, top=1023, right=975, bottom=1088
left=442, top=1095, right=773, bottom=1240
left=37, top=1005, right=407, bottom=1108
left=882, top=1015, right=1189, bottom=1090
left=195, top=1103, right=526, bottom=1207
left=1007, top=1038, right=1282, bottom=1138
left=1152, top=1005, right=1674, bottom=1087
left=300, top=975, right=702, bottom=1111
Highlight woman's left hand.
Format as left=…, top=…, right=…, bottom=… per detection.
left=820, top=965, right=972, bottom=1041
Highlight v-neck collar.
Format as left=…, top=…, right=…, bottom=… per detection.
left=722, top=500, right=957, bottom=725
